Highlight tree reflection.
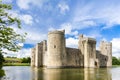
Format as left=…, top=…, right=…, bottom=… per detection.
left=0, top=69, right=5, bottom=79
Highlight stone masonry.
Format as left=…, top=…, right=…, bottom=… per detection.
left=31, top=30, right=112, bottom=68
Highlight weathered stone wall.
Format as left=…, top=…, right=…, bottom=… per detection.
left=79, top=35, right=96, bottom=68
left=84, top=38, right=96, bottom=68
left=96, top=50, right=107, bottom=67
left=66, top=47, right=82, bottom=67
left=98, top=41, right=112, bottom=67
left=31, top=47, right=36, bottom=67
left=78, top=34, right=84, bottom=67
left=31, top=30, right=112, bottom=68
left=35, top=42, right=43, bottom=67
left=42, top=40, right=47, bottom=66
left=47, top=30, right=67, bottom=68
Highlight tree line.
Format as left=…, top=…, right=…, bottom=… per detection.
left=112, top=57, right=120, bottom=65
left=4, top=56, right=31, bottom=63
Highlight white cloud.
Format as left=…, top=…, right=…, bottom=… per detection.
left=3, top=48, right=31, bottom=58
left=60, top=23, right=79, bottom=37
left=17, top=43, right=24, bottom=47
left=48, top=27, right=56, bottom=31
left=25, top=31, right=47, bottom=44
left=66, top=37, right=78, bottom=48
left=111, top=38, right=120, bottom=58
left=11, top=26, right=47, bottom=44
left=86, top=30, right=102, bottom=38
left=58, top=2, right=69, bottom=14
left=21, top=15, right=33, bottom=25
left=16, top=48, right=31, bottom=58
left=73, top=0, right=120, bottom=30
left=17, top=0, right=31, bottom=9
left=3, top=0, right=13, bottom=3
left=17, top=0, right=48, bottom=9
left=8, top=10, right=33, bottom=25
left=60, top=23, right=72, bottom=34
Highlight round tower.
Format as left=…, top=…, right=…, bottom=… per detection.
left=47, top=30, right=66, bottom=68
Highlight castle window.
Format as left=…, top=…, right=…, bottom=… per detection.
left=105, top=58, right=107, bottom=61
left=54, top=45, right=56, bottom=48
left=105, top=47, right=107, bottom=49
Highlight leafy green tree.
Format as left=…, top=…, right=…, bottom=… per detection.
left=0, top=1, right=26, bottom=68
left=0, top=53, right=4, bottom=69
left=112, top=57, right=120, bottom=65
left=21, top=57, right=31, bottom=63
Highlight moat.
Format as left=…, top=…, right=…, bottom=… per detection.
left=0, top=66, right=120, bottom=80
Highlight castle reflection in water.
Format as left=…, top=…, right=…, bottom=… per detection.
left=31, top=68, right=112, bottom=80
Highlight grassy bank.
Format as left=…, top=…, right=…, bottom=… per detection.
left=3, top=63, right=30, bottom=66
left=112, top=65, right=120, bottom=67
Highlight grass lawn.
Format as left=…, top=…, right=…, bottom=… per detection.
left=3, top=63, right=30, bottom=66
left=112, top=65, right=120, bottom=67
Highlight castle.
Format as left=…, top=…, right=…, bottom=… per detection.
left=31, top=30, right=112, bottom=68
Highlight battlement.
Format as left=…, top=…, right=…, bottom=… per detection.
left=48, top=30, right=65, bottom=35
left=100, top=41, right=112, bottom=46
left=85, top=37, right=96, bottom=43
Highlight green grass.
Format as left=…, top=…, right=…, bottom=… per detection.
left=112, top=65, right=120, bottom=68
left=3, top=63, right=30, bottom=66
left=5, top=58, right=21, bottom=61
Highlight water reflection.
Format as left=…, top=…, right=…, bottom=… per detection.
left=1, top=66, right=113, bottom=80
left=32, top=68, right=111, bottom=80
left=0, top=69, right=5, bottom=79
left=84, top=68, right=111, bottom=80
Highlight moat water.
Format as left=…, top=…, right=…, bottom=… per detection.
left=0, top=66, right=120, bottom=80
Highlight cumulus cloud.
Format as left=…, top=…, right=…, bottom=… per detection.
left=111, top=38, right=120, bottom=58
left=3, top=48, right=31, bottom=58
left=21, top=15, right=33, bottom=25
left=17, top=0, right=48, bottom=9
left=66, top=37, right=78, bottom=48
left=86, top=30, right=102, bottom=38
left=3, top=0, right=13, bottom=3
left=25, top=31, right=47, bottom=44
left=60, top=23, right=79, bottom=36
left=73, top=0, right=120, bottom=30
left=58, top=2, right=69, bottom=14
left=17, top=0, right=30, bottom=9
left=8, top=10, right=33, bottom=25
left=60, top=23, right=72, bottom=34
left=11, top=26, right=47, bottom=44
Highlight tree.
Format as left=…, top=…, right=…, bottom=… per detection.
left=0, top=1, right=26, bottom=67
left=21, top=57, right=31, bottom=63
left=0, top=53, right=4, bottom=68
left=112, top=57, right=120, bottom=65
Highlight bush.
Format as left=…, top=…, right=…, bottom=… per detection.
left=21, top=57, right=31, bottom=63
left=112, top=57, right=120, bottom=65
left=0, top=53, right=5, bottom=69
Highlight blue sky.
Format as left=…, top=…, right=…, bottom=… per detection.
left=3, top=0, right=120, bottom=58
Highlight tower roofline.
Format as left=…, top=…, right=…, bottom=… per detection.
left=48, top=30, right=65, bottom=35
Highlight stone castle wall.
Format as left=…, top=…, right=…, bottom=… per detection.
left=31, top=30, right=112, bottom=68
left=97, top=41, right=112, bottom=67
left=31, top=48, right=36, bottom=67
left=47, top=30, right=67, bottom=68
left=31, top=40, right=47, bottom=68
left=66, top=47, right=82, bottom=67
